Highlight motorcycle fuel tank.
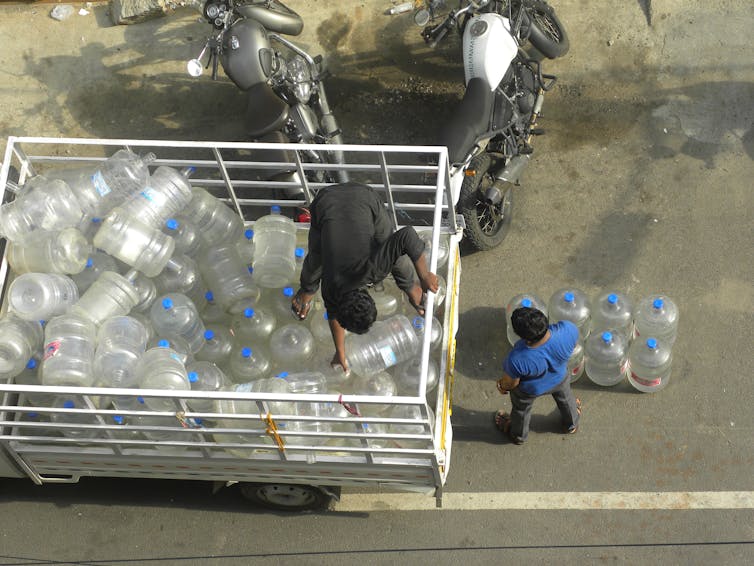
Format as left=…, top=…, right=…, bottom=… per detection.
left=221, top=18, right=271, bottom=91
left=462, top=14, right=518, bottom=91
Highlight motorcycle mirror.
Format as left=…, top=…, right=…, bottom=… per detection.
left=187, top=59, right=204, bottom=78
left=414, top=8, right=431, bottom=26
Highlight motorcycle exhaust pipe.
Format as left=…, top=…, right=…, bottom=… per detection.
left=484, top=155, right=530, bottom=205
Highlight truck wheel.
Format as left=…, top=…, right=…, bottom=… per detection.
left=239, top=483, right=335, bottom=511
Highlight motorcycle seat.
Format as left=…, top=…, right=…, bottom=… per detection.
left=245, top=82, right=290, bottom=138
left=440, top=78, right=494, bottom=165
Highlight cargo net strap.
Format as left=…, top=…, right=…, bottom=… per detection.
left=263, top=412, right=285, bottom=452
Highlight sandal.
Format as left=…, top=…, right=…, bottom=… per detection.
left=494, top=411, right=524, bottom=445
left=564, top=398, right=582, bottom=434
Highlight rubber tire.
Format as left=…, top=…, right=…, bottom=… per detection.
left=525, top=1, right=570, bottom=59
left=457, top=153, right=513, bottom=251
left=239, top=482, right=333, bottom=511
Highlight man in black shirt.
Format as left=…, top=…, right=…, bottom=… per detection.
left=292, top=182, right=439, bottom=371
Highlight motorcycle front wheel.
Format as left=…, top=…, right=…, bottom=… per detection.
left=525, top=1, right=570, bottom=59
left=457, top=153, right=513, bottom=251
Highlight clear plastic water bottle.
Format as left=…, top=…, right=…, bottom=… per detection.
left=96, top=315, right=148, bottom=353
left=368, top=281, right=400, bottom=320
left=393, top=357, right=439, bottom=396
left=48, top=149, right=155, bottom=218
left=130, top=312, right=155, bottom=343
left=185, top=362, right=231, bottom=412
left=9, top=273, right=79, bottom=321
left=119, top=166, right=194, bottom=229
left=585, top=330, right=629, bottom=387
left=433, top=274, right=447, bottom=308
left=136, top=343, right=190, bottom=412
left=228, top=345, right=272, bottom=383
left=566, top=341, right=585, bottom=383
left=93, top=208, right=176, bottom=278
left=0, top=178, right=84, bottom=242
left=634, top=294, right=679, bottom=346
left=628, top=337, right=673, bottom=393
left=154, top=254, right=207, bottom=312
left=419, top=230, right=449, bottom=268
left=237, top=228, right=254, bottom=265
left=280, top=371, right=327, bottom=393
left=0, top=315, right=44, bottom=380
left=505, top=293, right=548, bottom=346
left=72, top=251, right=120, bottom=294
left=149, top=294, right=206, bottom=354
left=591, top=291, right=634, bottom=339
left=250, top=207, right=297, bottom=288
left=195, top=326, right=233, bottom=367
left=269, top=324, right=316, bottom=371
left=148, top=336, right=193, bottom=365
left=93, top=317, right=148, bottom=404
left=164, top=216, right=203, bottom=257
left=351, top=370, right=397, bottom=409
left=231, top=306, right=277, bottom=344
left=40, top=314, right=97, bottom=387
left=548, top=288, right=591, bottom=341
left=346, top=314, right=420, bottom=377
left=196, top=244, right=259, bottom=312
left=70, top=271, right=139, bottom=326
left=223, top=376, right=294, bottom=417
left=292, top=246, right=306, bottom=283
left=14, top=357, right=56, bottom=407
left=7, top=227, right=91, bottom=275
left=129, top=271, right=158, bottom=314
left=270, top=286, right=299, bottom=322
left=78, top=215, right=104, bottom=243
left=185, top=187, right=244, bottom=248
left=50, top=396, right=101, bottom=439
left=411, top=315, right=442, bottom=352
left=200, top=290, right=230, bottom=324
left=309, top=310, right=332, bottom=345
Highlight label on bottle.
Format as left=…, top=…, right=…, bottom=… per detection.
left=91, top=171, right=111, bottom=197
left=377, top=342, right=397, bottom=368
left=620, top=360, right=629, bottom=374
left=43, top=340, right=61, bottom=361
left=570, top=361, right=584, bottom=376
left=140, top=186, right=166, bottom=206
left=631, top=372, right=661, bottom=387
left=234, top=383, right=254, bottom=393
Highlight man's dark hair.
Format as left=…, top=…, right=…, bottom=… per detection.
left=336, top=289, right=377, bottom=334
left=511, top=307, right=549, bottom=342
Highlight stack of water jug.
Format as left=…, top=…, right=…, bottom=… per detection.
left=505, top=289, right=679, bottom=392
left=0, top=149, right=449, bottom=449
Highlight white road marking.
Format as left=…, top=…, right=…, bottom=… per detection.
left=336, top=491, right=754, bottom=512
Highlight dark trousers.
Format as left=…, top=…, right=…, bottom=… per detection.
left=509, top=376, right=580, bottom=442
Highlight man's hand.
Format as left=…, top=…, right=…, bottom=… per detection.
left=496, top=373, right=520, bottom=396
left=331, top=351, right=349, bottom=373
left=291, top=289, right=315, bottom=320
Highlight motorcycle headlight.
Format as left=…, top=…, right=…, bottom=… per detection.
left=286, top=55, right=313, bottom=104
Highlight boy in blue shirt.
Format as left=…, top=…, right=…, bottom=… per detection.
left=495, top=307, right=581, bottom=444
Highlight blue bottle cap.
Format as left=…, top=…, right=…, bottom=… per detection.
left=92, top=217, right=101, bottom=223
left=277, top=372, right=289, bottom=378
left=295, top=247, right=306, bottom=258
left=244, top=308, right=255, bottom=318
left=63, top=400, right=75, bottom=409
left=205, top=290, right=214, bottom=301
left=607, top=294, right=618, bottom=304
left=653, top=298, right=664, bottom=309
left=193, top=418, right=203, bottom=425
left=247, top=266, right=254, bottom=274
left=26, top=358, right=37, bottom=370
left=564, top=292, right=575, bottom=303
left=646, top=338, right=658, bottom=349
left=157, top=339, right=170, bottom=348
left=185, top=166, right=197, bottom=176
left=323, top=312, right=328, bottom=321
left=244, top=229, right=254, bottom=240
left=162, top=297, right=173, bottom=309
left=271, top=205, right=281, bottom=214
left=521, top=298, right=532, bottom=308
left=204, top=329, right=214, bottom=340
left=86, top=258, right=94, bottom=268
left=601, top=331, right=613, bottom=343
left=28, top=412, right=38, bottom=419
left=165, top=218, right=179, bottom=230
left=241, top=347, right=252, bottom=358
left=283, top=287, right=294, bottom=297
left=412, top=316, right=424, bottom=329
left=113, top=415, right=124, bottom=425
left=137, top=396, right=145, bottom=404
left=188, top=371, right=198, bottom=383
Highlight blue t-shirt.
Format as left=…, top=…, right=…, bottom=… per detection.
left=503, top=321, right=578, bottom=395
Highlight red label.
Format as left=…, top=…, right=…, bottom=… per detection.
left=43, top=340, right=61, bottom=361
left=631, top=372, right=661, bottom=387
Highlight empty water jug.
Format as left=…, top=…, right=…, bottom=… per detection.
left=237, top=228, right=254, bottom=265
left=185, top=187, right=244, bottom=248
left=185, top=361, right=231, bottom=412
left=197, top=244, right=259, bottom=312
left=351, top=371, right=397, bottom=415
left=548, top=288, right=591, bottom=340
left=136, top=343, right=190, bottom=411
left=94, top=316, right=148, bottom=399
left=150, top=294, right=206, bottom=354
left=0, top=315, right=44, bottom=380
left=591, top=291, right=634, bottom=338
left=269, top=324, right=315, bottom=371
left=13, top=357, right=56, bottom=407
left=368, top=281, right=400, bottom=320
left=346, top=314, right=420, bottom=377
left=9, top=273, right=79, bottom=321
left=41, top=314, right=97, bottom=387
left=195, top=326, right=233, bottom=367
left=567, top=341, right=585, bottom=383
left=251, top=208, right=297, bottom=288
left=585, top=330, right=629, bottom=387
left=48, top=149, right=155, bottom=218
left=0, top=178, right=84, bottom=242
left=231, top=307, right=277, bottom=343
left=49, top=396, right=100, bottom=439
left=628, top=337, right=673, bottom=393
left=164, top=216, right=203, bottom=257
left=201, top=290, right=230, bottom=324
left=228, top=346, right=272, bottom=383
left=72, top=251, right=120, bottom=294
left=128, top=271, right=158, bottom=313
left=634, top=294, right=678, bottom=345
left=309, top=310, right=332, bottom=345
left=93, top=208, right=175, bottom=278
left=154, top=254, right=207, bottom=311
left=70, top=271, right=139, bottom=326
left=148, top=336, right=192, bottom=365
left=419, top=230, right=449, bottom=268
left=505, top=293, right=548, bottom=346
left=7, top=227, right=90, bottom=275
left=270, top=286, right=299, bottom=322
left=411, top=315, right=442, bottom=352
left=96, top=315, right=148, bottom=353
left=119, top=166, right=194, bottom=228
left=393, top=357, right=439, bottom=396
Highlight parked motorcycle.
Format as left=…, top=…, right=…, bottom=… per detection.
left=398, top=0, right=568, bottom=250
left=187, top=0, right=348, bottom=197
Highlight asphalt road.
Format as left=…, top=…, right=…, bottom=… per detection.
left=0, top=1, right=752, bottom=564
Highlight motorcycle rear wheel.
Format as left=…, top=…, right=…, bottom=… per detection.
left=458, top=153, right=513, bottom=251
left=525, top=1, right=570, bottom=59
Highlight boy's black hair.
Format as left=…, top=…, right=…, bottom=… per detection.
left=511, top=307, right=549, bottom=342
left=335, top=289, right=377, bottom=334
